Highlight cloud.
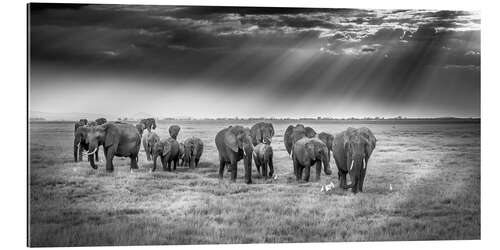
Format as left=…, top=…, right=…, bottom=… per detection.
left=29, top=3, right=481, bottom=108
left=361, top=47, right=376, bottom=53
left=443, top=64, right=480, bottom=71
left=465, top=50, right=480, bottom=56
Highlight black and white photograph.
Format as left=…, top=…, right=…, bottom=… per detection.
left=27, top=2, right=481, bottom=247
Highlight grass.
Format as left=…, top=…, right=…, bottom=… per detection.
left=29, top=121, right=480, bottom=246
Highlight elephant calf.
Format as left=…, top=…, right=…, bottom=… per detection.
left=252, top=143, right=274, bottom=179
left=182, top=137, right=204, bottom=168
left=142, top=132, right=160, bottom=161
left=292, top=137, right=332, bottom=182
left=178, top=142, right=185, bottom=166
left=152, top=137, right=180, bottom=171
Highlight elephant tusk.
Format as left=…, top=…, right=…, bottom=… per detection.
left=83, top=148, right=97, bottom=156
left=363, top=158, right=366, bottom=169
left=350, top=160, right=354, bottom=170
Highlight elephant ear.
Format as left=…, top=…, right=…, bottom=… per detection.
left=305, top=127, right=317, bottom=138
left=103, top=123, right=118, bottom=147
left=359, top=127, right=376, bottom=158
left=268, top=123, right=275, bottom=137
left=224, top=128, right=240, bottom=153
left=284, top=125, right=294, bottom=155
left=250, top=124, right=261, bottom=146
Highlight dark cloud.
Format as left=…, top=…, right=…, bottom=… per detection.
left=29, top=4, right=480, bottom=117
left=361, top=47, right=376, bottom=52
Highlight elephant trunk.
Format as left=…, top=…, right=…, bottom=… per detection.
left=323, top=156, right=332, bottom=175
left=87, top=142, right=98, bottom=169
left=73, top=138, right=79, bottom=162
left=153, top=153, right=158, bottom=171
left=189, top=153, right=195, bottom=169
left=244, top=151, right=253, bottom=184
left=88, top=149, right=97, bottom=169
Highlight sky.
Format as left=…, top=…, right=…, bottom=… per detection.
left=29, top=4, right=480, bottom=118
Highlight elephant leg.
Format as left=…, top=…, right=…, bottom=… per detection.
left=105, top=148, right=115, bottom=172
left=130, top=155, right=139, bottom=170
left=256, top=163, right=261, bottom=176
left=262, top=162, right=268, bottom=180
left=79, top=145, right=84, bottom=162
left=350, top=173, right=359, bottom=193
left=167, top=159, right=172, bottom=171
left=173, top=159, right=177, bottom=171
left=161, top=157, right=168, bottom=171
left=293, top=157, right=300, bottom=180
left=230, top=161, right=237, bottom=182
left=315, top=161, right=322, bottom=182
left=340, top=172, right=345, bottom=189
left=268, top=158, right=274, bottom=177
left=303, top=166, right=311, bottom=182
left=195, top=158, right=200, bottom=167
left=218, top=159, right=225, bottom=179
left=297, top=166, right=304, bottom=181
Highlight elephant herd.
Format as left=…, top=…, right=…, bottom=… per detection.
left=73, top=119, right=376, bottom=193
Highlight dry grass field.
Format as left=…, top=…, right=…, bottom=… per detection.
left=28, top=120, right=480, bottom=246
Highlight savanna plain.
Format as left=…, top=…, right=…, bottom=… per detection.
left=29, top=120, right=480, bottom=246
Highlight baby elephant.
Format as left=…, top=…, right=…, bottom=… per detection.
left=292, top=137, right=332, bottom=182
left=252, top=143, right=274, bottom=179
left=183, top=137, right=204, bottom=169
left=152, top=137, right=180, bottom=172
left=142, top=132, right=160, bottom=161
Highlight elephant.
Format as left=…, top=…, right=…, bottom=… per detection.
left=73, top=125, right=99, bottom=162
left=85, top=122, right=141, bottom=171
left=152, top=137, right=180, bottom=171
left=142, top=132, right=160, bottom=161
left=169, top=125, right=181, bottom=140
left=252, top=143, right=274, bottom=179
left=284, top=124, right=317, bottom=156
left=215, top=125, right=254, bottom=184
left=135, top=123, right=146, bottom=137
left=332, top=127, right=376, bottom=193
left=292, top=137, right=332, bottom=182
left=74, top=118, right=88, bottom=131
left=250, top=122, right=275, bottom=146
left=183, top=137, right=204, bottom=168
left=95, top=118, right=107, bottom=125
left=139, top=118, right=156, bottom=132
